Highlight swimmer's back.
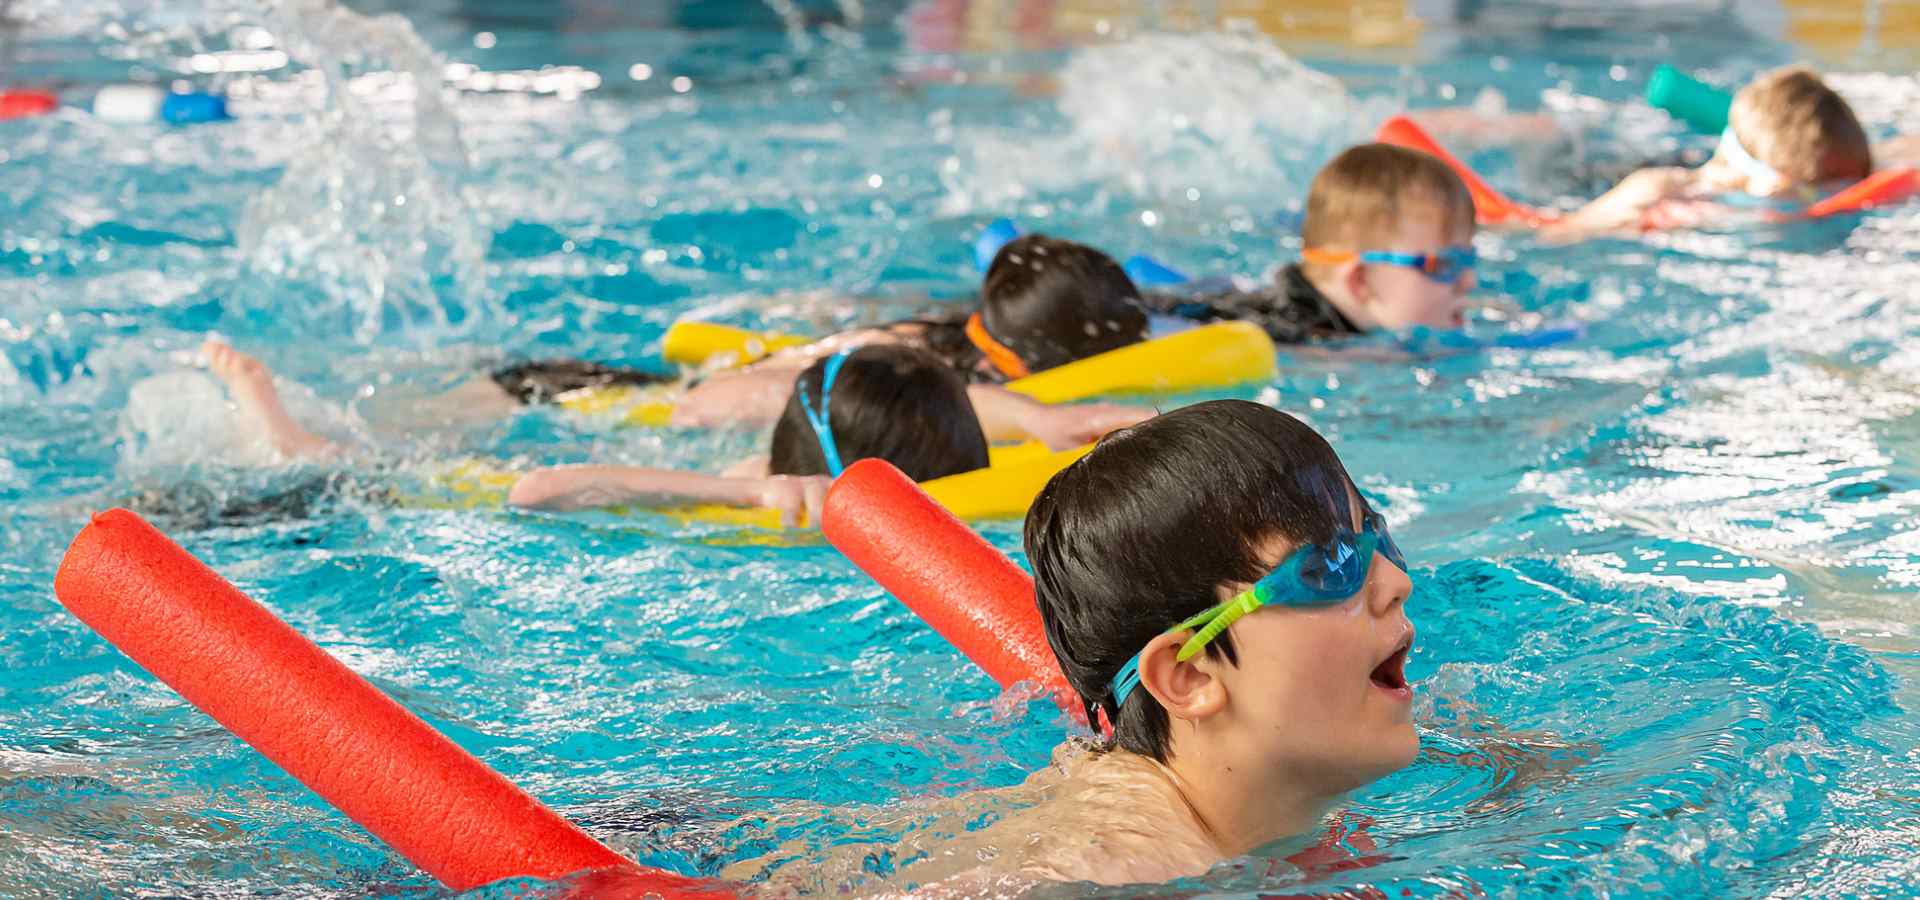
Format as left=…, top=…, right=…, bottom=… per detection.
left=1143, top=264, right=1362, bottom=345
left=490, top=359, right=672, bottom=405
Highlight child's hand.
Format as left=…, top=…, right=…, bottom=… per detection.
left=757, top=475, right=831, bottom=527
left=1637, top=197, right=1734, bottom=231
left=1545, top=166, right=1700, bottom=241
left=1612, top=166, right=1696, bottom=209
left=1026, top=402, right=1154, bottom=450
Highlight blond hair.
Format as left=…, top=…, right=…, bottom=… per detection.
left=1730, top=65, right=1872, bottom=184
left=1300, top=143, right=1474, bottom=279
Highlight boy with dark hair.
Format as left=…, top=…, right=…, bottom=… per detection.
left=511, top=344, right=993, bottom=523
left=783, top=400, right=1417, bottom=887
left=670, top=233, right=1150, bottom=445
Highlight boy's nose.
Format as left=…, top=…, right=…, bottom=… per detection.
left=1455, top=269, right=1478, bottom=295
left=1368, top=553, right=1411, bottom=617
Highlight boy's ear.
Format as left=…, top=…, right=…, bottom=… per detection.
left=1138, top=631, right=1229, bottom=723
left=1340, top=259, right=1372, bottom=307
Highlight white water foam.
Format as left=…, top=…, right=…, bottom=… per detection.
left=941, top=30, right=1392, bottom=216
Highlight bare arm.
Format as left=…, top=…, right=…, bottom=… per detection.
left=1877, top=135, right=1920, bottom=169
left=670, top=367, right=798, bottom=428
left=1537, top=166, right=1702, bottom=241
left=670, top=327, right=918, bottom=428
left=1408, top=106, right=1565, bottom=149
left=508, top=464, right=828, bottom=525
left=965, top=385, right=1155, bottom=450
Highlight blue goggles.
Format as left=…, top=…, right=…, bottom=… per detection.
left=1303, top=246, right=1478, bottom=284
left=1109, top=510, right=1408, bottom=706
left=799, top=349, right=852, bottom=476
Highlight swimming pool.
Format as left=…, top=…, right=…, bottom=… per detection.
left=3, top=0, right=1919, bottom=894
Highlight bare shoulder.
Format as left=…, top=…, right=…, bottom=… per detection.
left=973, top=747, right=1221, bottom=885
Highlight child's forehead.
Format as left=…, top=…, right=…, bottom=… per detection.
left=1401, top=190, right=1475, bottom=236
left=1379, top=207, right=1472, bottom=248
left=1244, top=482, right=1365, bottom=563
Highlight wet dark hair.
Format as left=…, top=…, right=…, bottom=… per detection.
left=769, top=345, right=990, bottom=482
left=1024, top=400, right=1361, bottom=762
left=979, top=234, right=1149, bottom=373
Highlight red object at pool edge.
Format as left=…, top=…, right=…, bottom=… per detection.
left=0, top=89, right=58, bottom=120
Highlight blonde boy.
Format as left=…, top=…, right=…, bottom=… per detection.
left=1548, top=65, right=1873, bottom=235
left=1159, top=143, right=1476, bottom=340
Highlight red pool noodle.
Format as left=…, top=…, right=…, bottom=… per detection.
left=821, top=459, right=1084, bottom=723
left=53, top=508, right=723, bottom=897
left=1800, top=167, right=1920, bottom=219
left=0, top=89, right=57, bottom=120
left=1375, top=115, right=1557, bottom=227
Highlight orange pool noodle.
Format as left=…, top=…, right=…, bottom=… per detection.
left=1800, top=167, right=1920, bottom=219
left=53, top=508, right=723, bottom=896
left=1375, top=115, right=1557, bottom=227
left=821, top=459, right=1085, bottom=723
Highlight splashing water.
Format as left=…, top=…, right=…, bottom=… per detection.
left=234, top=0, right=491, bottom=345
left=1056, top=31, right=1382, bottom=201
left=942, top=31, right=1392, bottom=217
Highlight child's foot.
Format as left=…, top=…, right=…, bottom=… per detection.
left=202, top=340, right=340, bottom=461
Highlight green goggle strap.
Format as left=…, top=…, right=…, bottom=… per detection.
left=1174, top=587, right=1267, bottom=662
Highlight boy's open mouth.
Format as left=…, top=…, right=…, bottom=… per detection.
left=1369, top=637, right=1412, bottom=692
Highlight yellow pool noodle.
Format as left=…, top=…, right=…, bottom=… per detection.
left=1002, top=320, right=1276, bottom=403
left=575, top=319, right=1276, bottom=427
left=554, top=384, right=677, bottom=427
left=661, top=321, right=810, bottom=368
left=922, top=443, right=1092, bottom=520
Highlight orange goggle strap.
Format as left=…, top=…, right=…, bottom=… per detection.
left=965, top=312, right=1031, bottom=379
left=1300, top=247, right=1358, bottom=267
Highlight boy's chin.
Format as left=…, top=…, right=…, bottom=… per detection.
left=1367, top=721, right=1423, bottom=775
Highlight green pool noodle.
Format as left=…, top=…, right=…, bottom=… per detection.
left=1646, top=64, right=1732, bottom=134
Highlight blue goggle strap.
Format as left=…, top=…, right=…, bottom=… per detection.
left=1109, top=655, right=1143, bottom=708
left=800, top=349, right=852, bottom=476
left=1357, top=247, right=1477, bottom=282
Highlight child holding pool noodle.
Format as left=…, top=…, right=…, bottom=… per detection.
left=1544, top=65, right=1909, bottom=237
left=663, top=234, right=1155, bottom=445
left=1144, top=144, right=1482, bottom=345
left=198, top=341, right=1114, bottom=526
left=510, top=344, right=1006, bottom=524
left=411, top=234, right=1155, bottom=451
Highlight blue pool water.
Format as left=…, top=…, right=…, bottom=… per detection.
left=4, top=0, right=1920, bottom=895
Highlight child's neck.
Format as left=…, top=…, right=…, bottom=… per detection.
left=1301, top=268, right=1376, bottom=332
left=1159, top=742, right=1344, bottom=857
